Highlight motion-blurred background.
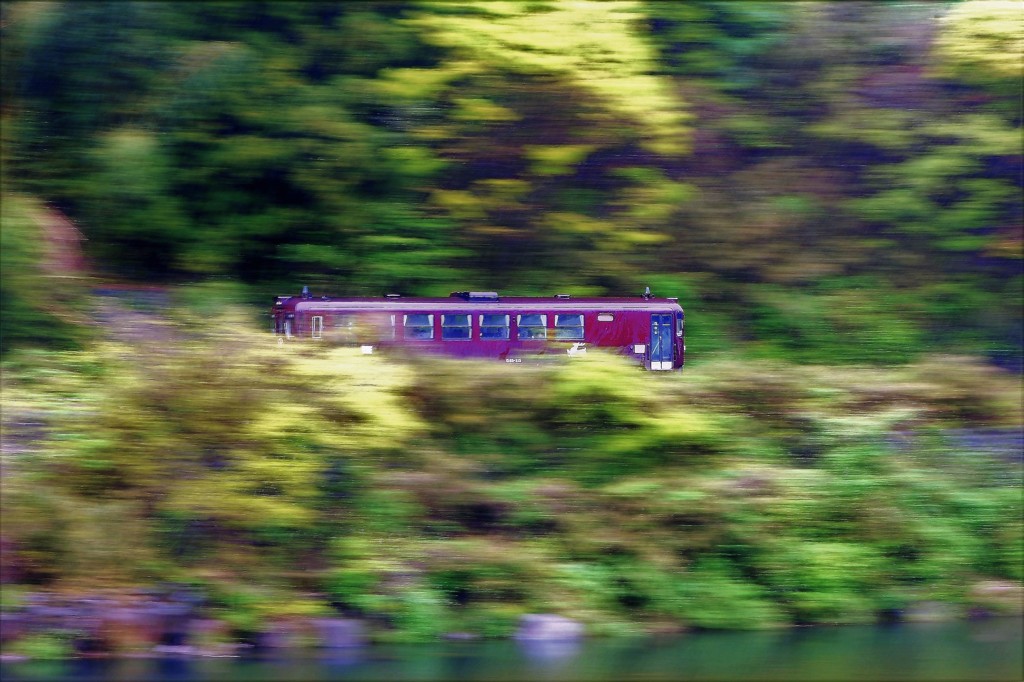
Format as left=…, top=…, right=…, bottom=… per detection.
left=0, top=0, right=1021, bottom=658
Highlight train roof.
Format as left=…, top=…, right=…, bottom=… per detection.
left=276, top=290, right=682, bottom=312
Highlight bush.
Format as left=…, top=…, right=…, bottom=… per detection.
left=1, top=305, right=1020, bottom=639
left=7, top=633, right=73, bottom=659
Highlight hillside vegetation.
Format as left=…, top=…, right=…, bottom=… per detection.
left=1, top=309, right=1021, bottom=643
left=1, top=1, right=1020, bottom=366
left=0, top=0, right=1021, bottom=650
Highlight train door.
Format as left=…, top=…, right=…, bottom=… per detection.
left=650, top=313, right=674, bottom=370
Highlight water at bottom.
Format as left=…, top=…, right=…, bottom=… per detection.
left=2, top=617, right=1021, bottom=682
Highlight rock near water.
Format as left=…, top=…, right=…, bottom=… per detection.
left=514, top=614, right=584, bottom=642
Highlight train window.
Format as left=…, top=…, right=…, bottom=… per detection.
left=404, top=313, right=434, bottom=339
left=311, top=316, right=324, bottom=340
left=442, top=314, right=471, bottom=340
left=480, top=314, right=510, bottom=340
left=598, top=313, right=614, bottom=322
left=677, top=315, right=684, bottom=338
left=517, top=314, right=547, bottom=340
left=555, top=314, right=584, bottom=340
left=334, top=315, right=356, bottom=342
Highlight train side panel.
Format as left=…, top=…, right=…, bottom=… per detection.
left=273, top=294, right=683, bottom=370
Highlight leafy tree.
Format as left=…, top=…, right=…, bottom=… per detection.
left=1, top=0, right=1020, bottom=363
left=0, top=195, right=86, bottom=354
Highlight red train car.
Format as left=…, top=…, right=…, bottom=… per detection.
left=272, top=288, right=684, bottom=370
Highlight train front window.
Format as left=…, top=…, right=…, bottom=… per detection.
left=480, top=314, right=509, bottom=340
left=555, top=314, right=584, bottom=340
left=442, top=314, right=471, bottom=340
left=517, top=314, right=547, bottom=340
left=404, top=313, right=434, bottom=339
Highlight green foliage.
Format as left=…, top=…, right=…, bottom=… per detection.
left=644, top=1, right=791, bottom=89
left=411, top=0, right=690, bottom=154
left=668, top=559, right=785, bottom=629
left=0, top=585, right=28, bottom=612
left=746, top=284, right=924, bottom=365
left=0, top=195, right=87, bottom=354
left=6, top=633, right=73, bottom=659
left=203, top=582, right=331, bottom=634
left=1, top=0, right=1022, bottom=641
left=324, top=566, right=378, bottom=611
left=0, top=311, right=1020, bottom=640
left=932, top=0, right=1023, bottom=96
left=2, top=1, right=1020, bottom=362
left=378, top=586, right=452, bottom=642
left=82, top=130, right=190, bottom=278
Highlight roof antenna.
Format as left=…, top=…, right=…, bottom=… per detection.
left=643, top=286, right=652, bottom=300
left=302, top=285, right=311, bottom=299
